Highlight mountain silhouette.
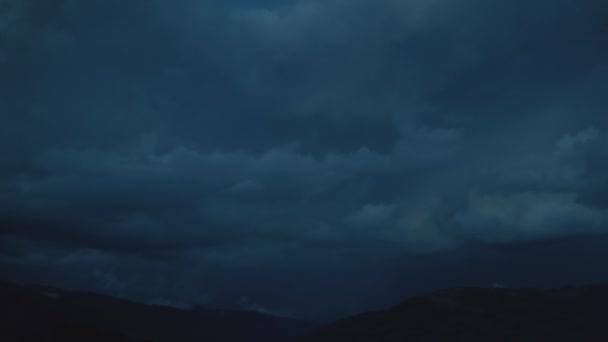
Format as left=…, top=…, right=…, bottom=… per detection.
left=5, top=278, right=608, bottom=341
left=303, top=285, right=608, bottom=341
left=0, top=279, right=314, bottom=342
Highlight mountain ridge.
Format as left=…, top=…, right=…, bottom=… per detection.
left=302, top=284, right=608, bottom=341
left=0, top=279, right=315, bottom=342
left=5, top=278, right=608, bottom=341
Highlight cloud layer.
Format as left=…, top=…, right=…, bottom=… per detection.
left=1, top=0, right=608, bottom=320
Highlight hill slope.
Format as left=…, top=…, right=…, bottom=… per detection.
left=303, top=285, right=608, bottom=341
left=0, top=280, right=314, bottom=342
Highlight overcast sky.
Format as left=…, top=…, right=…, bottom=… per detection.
left=1, top=0, right=608, bottom=321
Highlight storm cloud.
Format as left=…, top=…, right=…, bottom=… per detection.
left=1, top=0, right=608, bottom=320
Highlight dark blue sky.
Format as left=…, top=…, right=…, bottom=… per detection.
left=1, top=0, right=608, bottom=321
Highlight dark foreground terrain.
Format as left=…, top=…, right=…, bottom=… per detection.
left=4, top=279, right=608, bottom=341
left=0, top=280, right=314, bottom=342
left=303, top=285, right=608, bottom=341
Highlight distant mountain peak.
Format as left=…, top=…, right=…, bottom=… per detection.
left=303, top=284, right=608, bottom=341
left=0, top=279, right=315, bottom=342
